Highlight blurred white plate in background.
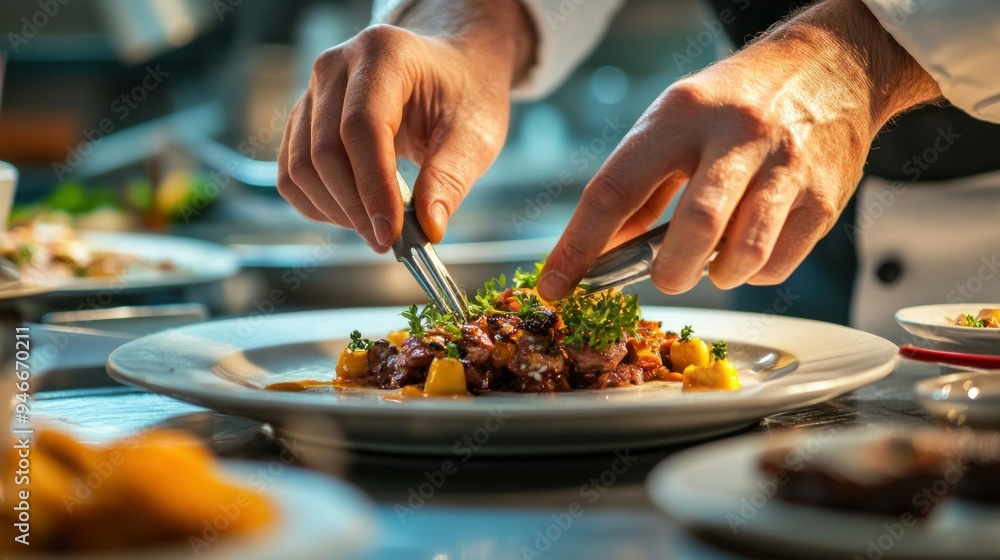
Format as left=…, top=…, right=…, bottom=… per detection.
left=896, top=304, right=1000, bottom=356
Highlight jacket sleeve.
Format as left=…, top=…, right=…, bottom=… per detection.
left=371, top=0, right=625, bottom=100
left=860, top=0, right=1000, bottom=123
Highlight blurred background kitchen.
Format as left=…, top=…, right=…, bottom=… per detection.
left=1, top=0, right=731, bottom=315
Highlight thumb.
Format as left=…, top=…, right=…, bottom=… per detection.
left=412, top=124, right=500, bottom=243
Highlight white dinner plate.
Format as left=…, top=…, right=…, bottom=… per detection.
left=915, top=371, right=1000, bottom=427
left=107, top=307, right=898, bottom=455
left=896, top=303, right=1000, bottom=355
left=32, top=460, right=375, bottom=560
left=648, top=429, right=1000, bottom=559
left=34, top=231, right=239, bottom=296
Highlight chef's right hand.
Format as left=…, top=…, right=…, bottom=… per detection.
left=278, top=1, right=536, bottom=251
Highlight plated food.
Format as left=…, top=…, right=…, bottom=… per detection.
left=953, top=308, right=1000, bottom=328
left=649, top=428, right=1000, bottom=560
left=0, top=222, right=175, bottom=280
left=328, top=262, right=739, bottom=396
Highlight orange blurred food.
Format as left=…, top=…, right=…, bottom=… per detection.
left=0, top=427, right=275, bottom=553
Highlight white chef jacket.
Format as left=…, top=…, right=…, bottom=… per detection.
left=372, top=0, right=1000, bottom=340
left=371, top=0, right=626, bottom=99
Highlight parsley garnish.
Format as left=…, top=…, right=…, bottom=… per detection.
left=513, top=260, right=545, bottom=289
left=445, top=342, right=462, bottom=359
left=559, top=291, right=640, bottom=350
left=514, top=292, right=548, bottom=321
left=711, top=340, right=728, bottom=361
left=401, top=302, right=462, bottom=339
left=679, top=325, right=694, bottom=342
left=963, top=314, right=985, bottom=328
left=470, top=274, right=507, bottom=315
left=401, top=304, right=425, bottom=337
left=347, top=330, right=372, bottom=352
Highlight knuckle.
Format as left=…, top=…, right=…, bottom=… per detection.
left=803, top=191, right=840, bottom=228
left=311, top=48, right=342, bottom=76
left=584, top=172, right=634, bottom=214
left=557, top=238, right=592, bottom=269
left=340, top=107, right=380, bottom=148
left=684, top=198, right=728, bottom=238
left=354, top=24, right=401, bottom=51
left=735, top=235, right=771, bottom=265
left=663, top=80, right=712, bottom=111
left=309, top=135, right=341, bottom=167
left=774, top=132, right=806, bottom=169
left=731, top=103, right=772, bottom=139
left=423, top=165, right=467, bottom=203
left=276, top=171, right=296, bottom=199
left=286, top=153, right=315, bottom=187
left=751, top=266, right=791, bottom=286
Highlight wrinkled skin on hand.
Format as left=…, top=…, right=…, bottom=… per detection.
left=538, top=0, right=940, bottom=299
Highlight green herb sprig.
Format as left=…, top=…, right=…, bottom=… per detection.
left=469, top=274, right=507, bottom=315
left=423, top=302, right=462, bottom=338
left=400, top=302, right=462, bottom=339
left=711, top=340, right=728, bottom=361
left=512, top=260, right=544, bottom=289
left=513, top=292, right=549, bottom=322
left=679, top=325, right=694, bottom=342
left=347, top=330, right=372, bottom=352
left=445, top=342, right=462, bottom=359
left=402, top=304, right=426, bottom=338
left=559, top=291, right=641, bottom=350
left=963, top=314, right=985, bottom=328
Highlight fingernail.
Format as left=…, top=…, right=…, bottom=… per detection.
left=373, top=214, right=394, bottom=245
left=538, top=270, right=570, bottom=300
left=429, top=201, right=449, bottom=239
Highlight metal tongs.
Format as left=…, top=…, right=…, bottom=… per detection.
left=578, top=221, right=718, bottom=295
left=391, top=170, right=470, bottom=322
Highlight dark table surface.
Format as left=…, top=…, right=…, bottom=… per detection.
left=34, top=359, right=946, bottom=560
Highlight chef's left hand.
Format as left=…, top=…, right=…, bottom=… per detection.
left=538, top=0, right=941, bottom=300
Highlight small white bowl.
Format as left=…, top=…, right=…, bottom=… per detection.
left=896, top=303, right=1000, bottom=356
left=915, top=371, right=1000, bottom=427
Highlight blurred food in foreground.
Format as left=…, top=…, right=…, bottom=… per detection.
left=0, top=427, right=275, bottom=553
left=0, top=222, right=175, bottom=280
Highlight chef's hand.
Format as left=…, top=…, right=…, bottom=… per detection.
left=538, top=0, right=941, bottom=299
left=278, top=0, right=536, bottom=250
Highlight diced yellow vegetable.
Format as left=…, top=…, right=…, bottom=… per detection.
left=386, top=330, right=409, bottom=347
left=336, top=348, right=369, bottom=379
left=425, top=357, right=467, bottom=396
left=683, top=358, right=741, bottom=392
left=977, top=309, right=1000, bottom=323
left=670, top=337, right=709, bottom=372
